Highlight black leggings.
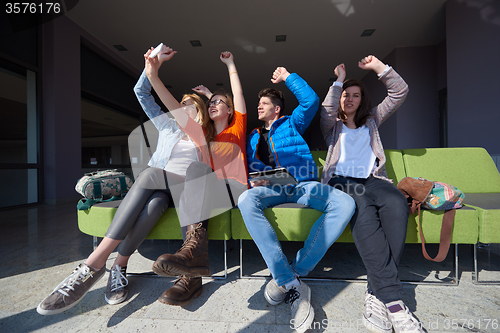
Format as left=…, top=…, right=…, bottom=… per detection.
left=328, top=175, right=409, bottom=303
left=105, top=167, right=185, bottom=256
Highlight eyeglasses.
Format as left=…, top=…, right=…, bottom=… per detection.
left=208, top=99, right=228, bottom=107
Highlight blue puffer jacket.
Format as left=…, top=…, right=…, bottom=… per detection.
left=247, top=73, right=319, bottom=183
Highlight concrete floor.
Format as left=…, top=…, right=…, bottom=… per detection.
left=0, top=197, right=499, bottom=333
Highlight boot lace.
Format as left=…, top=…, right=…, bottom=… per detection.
left=173, top=276, right=192, bottom=291
left=175, top=224, right=204, bottom=257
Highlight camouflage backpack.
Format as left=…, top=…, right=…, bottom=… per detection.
left=75, top=169, right=133, bottom=210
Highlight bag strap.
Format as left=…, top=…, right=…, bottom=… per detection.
left=92, top=181, right=103, bottom=200
left=118, top=176, right=128, bottom=193
left=207, top=145, right=236, bottom=208
left=408, top=198, right=420, bottom=214
left=417, top=207, right=455, bottom=262
left=77, top=198, right=97, bottom=210
left=77, top=196, right=123, bottom=211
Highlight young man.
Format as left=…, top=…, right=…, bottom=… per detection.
left=237, top=67, right=356, bottom=333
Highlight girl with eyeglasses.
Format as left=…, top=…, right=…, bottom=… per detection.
left=146, top=47, right=248, bottom=306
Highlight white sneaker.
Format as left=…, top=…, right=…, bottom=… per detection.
left=386, top=300, right=424, bottom=333
left=264, top=279, right=287, bottom=305
left=104, top=265, right=129, bottom=305
left=363, top=290, right=392, bottom=333
left=285, top=280, right=314, bottom=333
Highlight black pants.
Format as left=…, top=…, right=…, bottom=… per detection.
left=328, top=175, right=409, bottom=303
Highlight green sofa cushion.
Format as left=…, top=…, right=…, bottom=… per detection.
left=384, top=149, right=406, bottom=184
left=463, top=193, right=500, bottom=243
left=310, top=151, right=327, bottom=182
left=78, top=200, right=232, bottom=240
left=401, top=147, right=500, bottom=193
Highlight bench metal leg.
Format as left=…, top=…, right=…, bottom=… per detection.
left=239, top=239, right=459, bottom=285
left=211, top=239, right=227, bottom=280
left=473, top=242, right=500, bottom=285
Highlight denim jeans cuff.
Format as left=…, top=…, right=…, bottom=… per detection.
left=290, top=264, right=305, bottom=278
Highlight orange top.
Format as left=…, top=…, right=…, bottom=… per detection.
left=183, top=111, right=248, bottom=186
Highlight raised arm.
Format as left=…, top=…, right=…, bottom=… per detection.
left=271, top=67, right=290, bottom=84
left=359, top=55, right=409, bottom=126
left=334, top=63, right=346, bottom=83
left=133, top=69, right=172, bottom=131
left=320, top=63, right=345, bottom=143
left=220, top=52, right=246, bottom=114
left=144, top=45, right=190, bottom=128
left=358, top=55, right=387, bottom=75
left=273, top=67, right=319, bottom=135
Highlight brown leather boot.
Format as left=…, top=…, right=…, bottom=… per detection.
left=152, top=223, right=210, bottom=277
left=158, top=276, right=203, bottom=306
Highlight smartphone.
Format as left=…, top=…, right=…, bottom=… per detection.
left=149, top=43, right=163, bottom=58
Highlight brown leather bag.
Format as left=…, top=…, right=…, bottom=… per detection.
left=397, top=177, right=455, bottom=262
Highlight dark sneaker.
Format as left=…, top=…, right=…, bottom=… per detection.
left=264, top=278, right=287, bottom=305
left=363, top=290, right=392, bottom=333
left=104, top=265, right=128, bottom=305
left=285, top=280, right=314, bottom=333
left=37, top=263, right=105, bottom=315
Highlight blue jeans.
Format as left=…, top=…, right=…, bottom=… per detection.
left=237, top=181, right=356, bottom=286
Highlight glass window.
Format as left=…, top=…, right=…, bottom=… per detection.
left=81, top=98, right=139, bottom=175
left=0, top=66, right=39, bottom=208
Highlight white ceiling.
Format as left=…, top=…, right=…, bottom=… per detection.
left=65, top=0, right=446, bottom=130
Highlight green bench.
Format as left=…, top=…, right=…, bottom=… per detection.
left=77, top=148, right=500, bottom=284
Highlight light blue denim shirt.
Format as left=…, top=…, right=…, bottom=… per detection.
left=133, top=70, right=198, bottom=170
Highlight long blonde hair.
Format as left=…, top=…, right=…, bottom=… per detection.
left=181, top=93, right=207, bottom=125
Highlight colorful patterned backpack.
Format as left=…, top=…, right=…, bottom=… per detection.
left=422, top=181, right=464, bottom=210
